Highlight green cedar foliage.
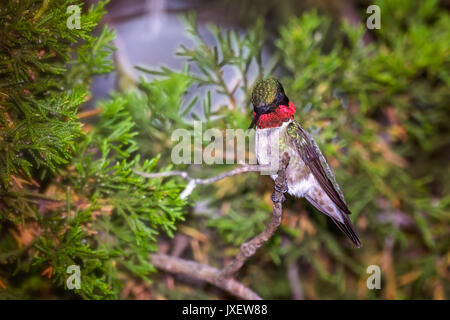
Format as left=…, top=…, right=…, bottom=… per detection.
left=0, top=0, right=187, bottom=299
left=1, top=0, right=448, bottom=300
left=0, top=0, right=112, bottom=188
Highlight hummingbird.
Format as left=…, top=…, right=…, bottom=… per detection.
left=250, top=78, right=361, bottom=247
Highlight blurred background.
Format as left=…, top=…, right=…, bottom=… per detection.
left=0, top=0, right=449, bottom=299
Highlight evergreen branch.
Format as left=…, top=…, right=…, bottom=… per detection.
left=150, top=253, right=262, bottom=300
left=33, top=0, right=49, bottom=20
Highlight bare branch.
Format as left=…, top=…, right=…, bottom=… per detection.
left=219, top=153, right=290, bottom=278
left=133, top=170, right=190, bottom=179
left=151, top=253, right=262, bottom=300
left=134, top=164, right=265, bottom=199
left=147, top=154, right=290, bottom=299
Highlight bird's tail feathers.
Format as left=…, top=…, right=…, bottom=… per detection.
left=330, top=214, right=361, bottom=248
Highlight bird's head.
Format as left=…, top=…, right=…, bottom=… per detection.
left=249, top=78, right=296, bottom=129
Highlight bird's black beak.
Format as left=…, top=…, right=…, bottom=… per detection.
left=248, top=114, right=259, bottom=130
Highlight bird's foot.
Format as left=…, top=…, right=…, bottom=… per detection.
left=271, top=191, right=286, bottom=203
left=274, top=183, right=288, bottom=194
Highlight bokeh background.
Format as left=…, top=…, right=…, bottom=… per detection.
left=0, top=0, right=449, bottom=299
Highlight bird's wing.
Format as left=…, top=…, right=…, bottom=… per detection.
left=305, top=193, right=361, bottom=247
left=287, top=120, right=351, bottom=215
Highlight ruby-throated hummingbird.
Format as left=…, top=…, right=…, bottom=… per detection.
left=250, top=78, right=361, bottom=247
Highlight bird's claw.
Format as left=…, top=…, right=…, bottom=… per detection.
left=274, top=183, right=288, bottom=194
left=271, top=192, right=286, bottom=203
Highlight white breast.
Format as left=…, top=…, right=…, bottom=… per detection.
left=255, top=120, right=314, bottom=198
left=255, top=121, right=291, bottom=178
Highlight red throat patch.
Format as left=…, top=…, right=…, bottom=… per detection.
left=253, top=102, right=296, bottom=129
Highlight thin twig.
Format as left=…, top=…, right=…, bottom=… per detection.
left=151, top=253, right=262, bottom=300
left=78, top=108, right=103, bottom=119
left=134, top=164, right=265, bottom=199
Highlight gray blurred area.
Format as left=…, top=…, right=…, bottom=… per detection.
left=85, top=0, right=380, bottom=108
